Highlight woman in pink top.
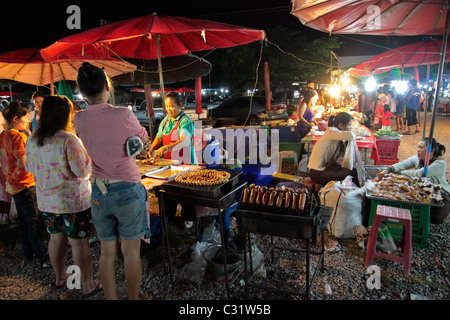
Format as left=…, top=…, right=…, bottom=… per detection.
left=25, top=96, right=100, bottom=296
left=75, top=62, right=149, bottom=300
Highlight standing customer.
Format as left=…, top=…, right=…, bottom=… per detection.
left=75, top=62, right=150, bottom=300
left=25, top=95, right=100, bottom=295
left=28, top=91, right=46, bottom=133
left=0, top=102, right=50, bottom=267
left=404, top=79, right=422, bottom=135
left=357, top=84, right=373, bottom=129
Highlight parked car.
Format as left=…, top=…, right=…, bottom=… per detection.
left=133, top=99, right=165, bottom=134
left=209, top=95, right=288, bottom=127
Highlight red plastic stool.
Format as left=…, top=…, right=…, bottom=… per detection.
left=365, top=205, right=412, bottom=276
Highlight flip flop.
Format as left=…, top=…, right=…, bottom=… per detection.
left=82, top=281, right=102, bottom=298
left=52, top=280, right=66, bottom=289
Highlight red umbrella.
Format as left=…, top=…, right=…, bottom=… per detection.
left=41, top=13, right=266, bottom=141
left=0, top=47, right=136, bottom=94
left=0, top=90, right=18, bottom=98
left=291, top=0, right=450, bottom=177
left=40, top=14, right=266, bottom=61
left=348, top=39, right=450, bottom=76
left=291, top=0, right=447, bottom=36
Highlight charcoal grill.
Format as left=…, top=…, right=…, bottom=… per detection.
left=236, top=204, right=327, bottom=300
left=155, top=169, right=246, bottom=299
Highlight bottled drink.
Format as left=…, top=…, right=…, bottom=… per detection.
left=378, top=223, right=398, bottom=254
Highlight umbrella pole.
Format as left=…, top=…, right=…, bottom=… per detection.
left=425, top=5, right=450, bottom=176
left=157, top=35, right=166, bottom=116
left=423, top=63, right=431, bottom=139
left=49, top=62, right=55, bottom=96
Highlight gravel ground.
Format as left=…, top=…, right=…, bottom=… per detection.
left=0, top=113, right=448, bottom=303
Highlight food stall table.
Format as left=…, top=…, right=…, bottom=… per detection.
left=154, top=171, right=246, bottom=299
left=300, top=131, right=380, bottom=166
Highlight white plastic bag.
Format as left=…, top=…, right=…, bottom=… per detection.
left=319, top=177, right=365, bottom=239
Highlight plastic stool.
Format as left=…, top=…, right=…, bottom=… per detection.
left=365, top=205, right=412, bottom=276
left=278, top=150, right=298, bottom=173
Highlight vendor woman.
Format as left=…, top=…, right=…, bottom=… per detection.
left=149, top=92, right=197, bottom=165
left=149, top=92, right=197, bottom=225
left=378, top=137, right=450, bottom=224
left=307, top=112, right=360, bottom=187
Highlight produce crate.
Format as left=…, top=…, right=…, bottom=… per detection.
left=376, top=139, right=400, bottom=160
left=375, top=158, right=399, bottom=166
left=368, top=198, right=430, bottom=248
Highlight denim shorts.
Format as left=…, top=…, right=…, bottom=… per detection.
left=40, top=208, right=95, bottom=239
left=90, top=181, right=150, bottom=241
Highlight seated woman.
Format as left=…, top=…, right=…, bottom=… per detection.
left=307, top=112, right=360, bottom=187
left=378, top=137, right=450, bottom=224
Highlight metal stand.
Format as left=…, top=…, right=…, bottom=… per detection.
left=237, top=208, right=325, bottom=300
left=156, top=181, right=247, bottom=299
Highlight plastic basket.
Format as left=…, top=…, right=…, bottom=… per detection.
left=368, top=199, right=430, bottom=248
left=376, top=139, right=400, bottom=159
left=374, top=158, right=399, bottom=166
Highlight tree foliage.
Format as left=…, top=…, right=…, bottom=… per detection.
left=213, top=26, right=341, bottom=91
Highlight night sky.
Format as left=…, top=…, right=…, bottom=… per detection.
left=0, top=0, right=426, bottom=57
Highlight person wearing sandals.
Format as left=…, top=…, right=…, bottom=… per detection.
left=0, top=102, right=51, bottom=268
left=25, top=95, right=100, bottom=296
left=75, top=62, right=150, bottom=300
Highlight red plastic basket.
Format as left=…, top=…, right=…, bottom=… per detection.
left=375, top=158, right=399, bottom=165
left=376, top=139, right=400, bottom=159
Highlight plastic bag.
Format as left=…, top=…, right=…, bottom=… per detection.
left=342, top=141, right=355, bottom=170
left=246, top=242, right=266, bottom=278
left=201, top=222, right=221, bottom=244
left=319, top=178, right=365, bottom=239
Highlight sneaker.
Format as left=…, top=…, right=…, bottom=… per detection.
left=42, top=261, right=52, bottom=269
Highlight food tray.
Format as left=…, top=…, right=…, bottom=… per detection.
left=366, top=191, right=444, bottom=208
left=145, top=166, right=190, bottom=180
left=161, top=170, right=242, bottom=198
left=137, top=165, right=166, bottom=176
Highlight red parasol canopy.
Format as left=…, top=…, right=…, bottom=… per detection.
left=40, top=14, right=266, bottom=62
left=291, top=0, right=447, bottom=36
left=348, top=39, right=450, bottom=76
left=0, top=47, right=136, bottom=91
left=41, top=13, right=266, bottom=139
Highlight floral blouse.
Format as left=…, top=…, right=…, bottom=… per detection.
left=25, top=130, right=92, bottom=214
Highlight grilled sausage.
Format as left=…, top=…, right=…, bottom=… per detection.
left=299, top=193, right=306, bottom=210
left=242, top=188, right=250, bottom=203
left=268, top=190, right=277, bottom=206
left=256, top=187, right=264, bottom=204
left=284, top=191, right=291, bottom=208
left=276, top=192, right=283, bottom=207
left=292, top=192, right=298, bottom=210
left=262, top=191, right=270, bottom=205
left=249, top=188, right=258, bottom=204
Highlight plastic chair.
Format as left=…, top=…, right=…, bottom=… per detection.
left=365, top=205, right=412, bottom=276
left=278, top=150, right=298, bottom=173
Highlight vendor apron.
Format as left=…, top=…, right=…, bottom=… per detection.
left=162, top=114, right=191, bottom=164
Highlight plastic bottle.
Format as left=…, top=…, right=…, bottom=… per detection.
left=378, top=223, right=398, bottom=254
